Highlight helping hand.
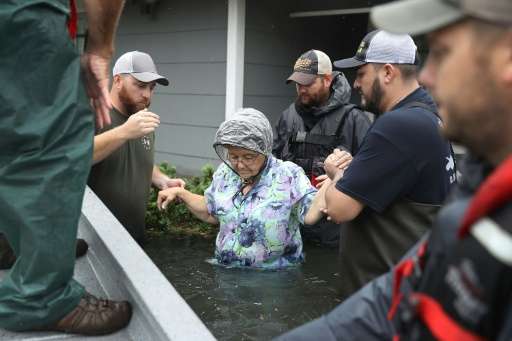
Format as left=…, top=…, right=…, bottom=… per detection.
left=320, top=207, right=334, bottom=221
left=161, top=178, right=186, bottom=190
left=313, top=174, right=329, bottom=189
left=323, top=149, right=353, bottom=180
left=80, top=52, right=113, bottom=130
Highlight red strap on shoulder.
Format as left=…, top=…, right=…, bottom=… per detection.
left=459, top=156, right=512, bottom=238
left=412, top=293, right=487, bottom=341
left=388, top=259, right=413, bottom=320
left=388, top=241, right=428, bottom=320
left=67, top=0, right=78, bottom=40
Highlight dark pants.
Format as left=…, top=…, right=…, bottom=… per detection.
left=0, top=2, right=92, bottom=331
left=301, top=218, right=342, bottom=249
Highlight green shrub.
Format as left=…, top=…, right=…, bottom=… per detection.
left=145, top=162, right=217, bottom=239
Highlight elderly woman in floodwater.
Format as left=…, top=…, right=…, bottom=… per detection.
left=157, top=108, right=351, bottom=269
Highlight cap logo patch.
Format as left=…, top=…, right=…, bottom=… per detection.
left=294, top=58, right=313, bottom=72
left=357, top=41, right=366, bottom=55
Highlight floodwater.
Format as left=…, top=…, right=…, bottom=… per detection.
left=145, top=236, right=342, bottom=341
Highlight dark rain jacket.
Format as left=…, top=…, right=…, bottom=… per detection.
left=276, top=155, right=512, bottom=341
left=273, top=72, right=372, bottom=178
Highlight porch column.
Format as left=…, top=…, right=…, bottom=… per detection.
left=225, top=0, right=246, bottom=120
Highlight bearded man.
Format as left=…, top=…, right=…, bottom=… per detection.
left=323, top=31, right=456, bottom=300
left=88, top=51, right=185, bottom=244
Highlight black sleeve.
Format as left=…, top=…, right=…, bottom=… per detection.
left=336, top=127, right=417, bottom=213
left=498, top=304, right=512, bottom=341
left=274, top=235, right=429, bottom=341
left=272, top=113, right=288, bottom=159
left=338, top=108, right=372, bottom=155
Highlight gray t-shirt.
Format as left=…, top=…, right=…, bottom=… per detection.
left=88, top=109, right=154, bottom=242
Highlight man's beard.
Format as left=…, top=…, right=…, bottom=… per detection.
left=361, top=78, right=384, bottom=115
left=298, top=89, right=330, bottom=110
left=118, top=86, right=150, bottom=115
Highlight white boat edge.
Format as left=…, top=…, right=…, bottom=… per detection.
left=79, top=186, right=216, bottom=341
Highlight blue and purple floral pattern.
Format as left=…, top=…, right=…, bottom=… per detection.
left=205, top=156, right=316, bottom=269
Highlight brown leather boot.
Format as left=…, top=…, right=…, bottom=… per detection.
left=33, top=293, right=132, bottom=335
left=0, top=237, right=89, bottom=270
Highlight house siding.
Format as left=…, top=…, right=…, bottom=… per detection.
left=243, top=1, right=299, bottom=130
left=115, top=0, right=227, bottom=175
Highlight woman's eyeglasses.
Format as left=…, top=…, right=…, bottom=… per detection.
left=227, top=153, right=260, bottom=166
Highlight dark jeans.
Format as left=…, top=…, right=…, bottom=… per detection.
left=301, top=219, right=342, bottom=249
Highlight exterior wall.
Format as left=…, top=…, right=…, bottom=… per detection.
left=115, top=0, right=227, bottom=175
left=243, top=1, right=299, bottom=129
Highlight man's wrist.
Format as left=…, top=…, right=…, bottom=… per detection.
left=155, top=176, right=171, bottom=190
left=332, top=169, right=344, bottom=183
left=161, top=176, right=172, bottom=189
left=114, top=125, right=130, bottom=142
left=84, top=41, right=114, bottom=59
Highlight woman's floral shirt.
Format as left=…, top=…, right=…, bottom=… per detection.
left=204, top=156, right=316, bottom=269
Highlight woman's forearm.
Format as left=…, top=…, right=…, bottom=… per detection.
left=177, top=189, right=218, bottom=225
left=304, top=178, right=331, bottom=225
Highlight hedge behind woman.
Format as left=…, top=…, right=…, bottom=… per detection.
left=157, top=108, right=351, bottom=269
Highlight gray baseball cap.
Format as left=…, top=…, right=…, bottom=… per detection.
left=113, top=51, right=169, bottom=86
left=371, top=0, right=512, bottom=36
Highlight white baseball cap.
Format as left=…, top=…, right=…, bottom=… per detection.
left=334, top=30, right=418, bottom=69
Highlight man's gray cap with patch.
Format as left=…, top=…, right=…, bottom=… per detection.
left=371, top=0, right=512, bottom=36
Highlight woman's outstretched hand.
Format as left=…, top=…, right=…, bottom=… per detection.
left=157, top=187, right=181, bottom=210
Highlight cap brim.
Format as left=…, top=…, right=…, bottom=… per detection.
left=333, top=57, right=366, bottom=69
left=131, top=72, right=170, bottom=86
left=286, top=72, right=317, bottom=86
left=371, top=0, right=464, bottom=36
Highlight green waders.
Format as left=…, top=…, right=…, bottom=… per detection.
left=0, top=1, right=92, bottom=331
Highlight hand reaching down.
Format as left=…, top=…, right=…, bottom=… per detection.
left=80, top=52, right=113, bottom=130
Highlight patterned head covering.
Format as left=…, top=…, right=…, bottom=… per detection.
left=213, top=108, right=273, bottom=162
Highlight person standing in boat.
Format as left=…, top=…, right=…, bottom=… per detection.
left=157, top=108, right=351, bottom=269
left=0, top=0, right=132, bottom=335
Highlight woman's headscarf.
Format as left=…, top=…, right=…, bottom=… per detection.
left=213, top=107, right=273, bottom=163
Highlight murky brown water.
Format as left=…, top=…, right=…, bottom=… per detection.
left=145, top=236, right=342, bottom=340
